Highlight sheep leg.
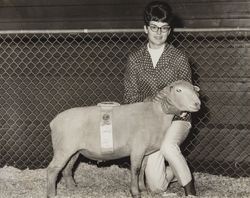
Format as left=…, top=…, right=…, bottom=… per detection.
left=62, top=152, right=80, bottom=189
left=47, top=151, right=75, bottom=198
left=138, top=155, right=148, bottom=191
left=130, top=151, right=145, bottom=198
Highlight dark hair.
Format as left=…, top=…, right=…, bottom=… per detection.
left=144, top=1, right=173, bottom=26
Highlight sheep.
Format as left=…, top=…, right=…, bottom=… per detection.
left=47, top=80, right=201, bottom=198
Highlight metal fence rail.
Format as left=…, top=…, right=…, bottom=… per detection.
left=0, top=29, right=249, bottom=177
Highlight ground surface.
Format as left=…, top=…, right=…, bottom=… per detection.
left=0, top=163, right=249, bottom=198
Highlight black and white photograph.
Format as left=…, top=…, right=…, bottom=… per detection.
left=0, top=0, right=249, bottom=197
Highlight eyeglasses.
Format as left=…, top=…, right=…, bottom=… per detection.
left=148, top=24, right=170, bottom=33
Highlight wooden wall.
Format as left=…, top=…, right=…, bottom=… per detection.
left=0, top=0, right=250, bottom=30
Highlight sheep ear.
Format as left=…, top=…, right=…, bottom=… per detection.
left=194, top=85, right=200, bottom=92
left=169, top=85, right=174, bottom=92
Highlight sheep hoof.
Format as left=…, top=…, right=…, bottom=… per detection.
left=138, top=180, right=147, bottom=191
left=64, top=176, right=77, bottom=190
left=67, top=184, right=77, bottom=191
left=47, top=192, right=56, bottom=198
left=132, top=194, right=141, bottom=198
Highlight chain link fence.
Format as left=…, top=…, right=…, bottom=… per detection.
left=0, top=29, right=249, bottom=177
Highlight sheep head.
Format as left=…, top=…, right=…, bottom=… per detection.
left=158, top=80, right=201, bottom=115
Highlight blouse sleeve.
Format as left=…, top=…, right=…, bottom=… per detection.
left=123, top=55, right=143, bottom=104
left=176, top=52, right=192, bottom=83
left=173, top=51, right=193, bottom=121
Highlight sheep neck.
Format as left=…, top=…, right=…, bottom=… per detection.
left=160, top=97, right=181, bottom=115
left=152, top=91, right=181, bottom=115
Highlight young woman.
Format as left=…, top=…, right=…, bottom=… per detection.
left=123, top=1, right=196, bottom=196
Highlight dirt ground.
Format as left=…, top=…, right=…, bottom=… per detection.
left=0, top=162, right=249, bottom=198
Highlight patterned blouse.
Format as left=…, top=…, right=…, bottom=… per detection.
left=123, top=43, right=192, bottom=121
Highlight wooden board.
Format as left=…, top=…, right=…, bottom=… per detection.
left=0, top=0, right=250, bottom=29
